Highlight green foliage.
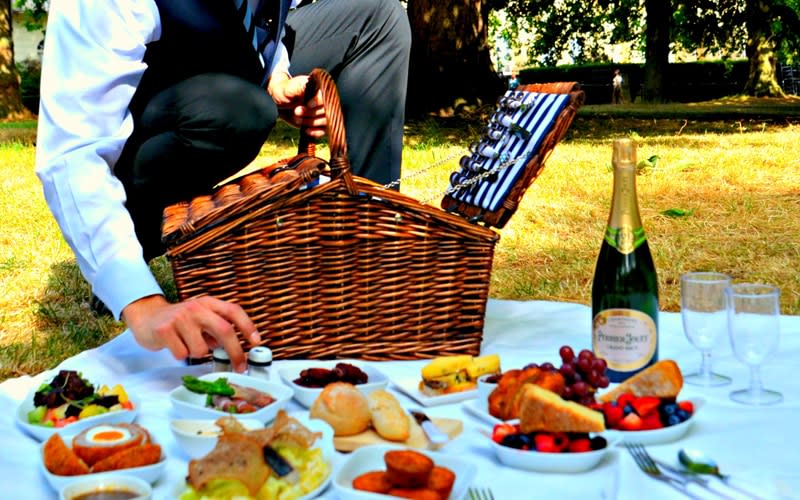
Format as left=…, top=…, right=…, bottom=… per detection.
left=14, top=0, right=48, bottom=31
left=16, top=59, right=41, bottom=114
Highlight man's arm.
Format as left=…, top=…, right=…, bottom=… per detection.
left=36, top=0, right=258, bottom=371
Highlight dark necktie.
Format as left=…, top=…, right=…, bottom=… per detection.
left=233, top=0, right=259, bottom=52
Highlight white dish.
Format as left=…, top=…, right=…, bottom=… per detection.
left=333, top=444, right=477, bottom=500
left=172, top=414, right=335, bottom=500
left=462, top=398, right=505, bottom=426
left=169, top=371, right=293, bottom=423
left=278, top=361, right=389, bottom=408
left=605, top=397, right=704, bottom=445
left=40, top=431, right=166, bottom=492
left=392, top=376, right=478, bottom=407
left=60, top=474, right=152, bottom=500
left=17, top=390, right=141, bottom=442
left=170, top=418, right=264, bottom=459
left=490, top=433, right=620, bottom=473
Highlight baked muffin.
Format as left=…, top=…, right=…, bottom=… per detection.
left=384, top=450, right=434, bottom=488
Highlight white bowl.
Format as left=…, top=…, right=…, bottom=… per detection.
left=605, top=397, right=704, bottom=445
left=476, top=373, right=500, bottom=401
left=60, top=474, right=152, bottom=500
left=172, top=414, right=335, bottom=500
left=278, top=361, right=389, bottom=408
left=333, top=444, right=477, bottom=500
left=170, top=418, right=264, bottom=459
left=490, top=433, right=619, bottom=473
left=17, top=389, right=141, bottom=442
left=169, top=371, right=293, bottom=423
left=40, top=430, right=166, bottom=492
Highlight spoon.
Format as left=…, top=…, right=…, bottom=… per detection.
left=678, top=449, right=766, bottom=500
left=678, top=448, right=729, bottom=480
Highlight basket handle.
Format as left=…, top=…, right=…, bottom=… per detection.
left=297, top=69, right=357, bottom=194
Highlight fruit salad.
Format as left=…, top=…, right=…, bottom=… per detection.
left=491, top=423, right=607, bottom=453
left=27, top=370, right=133, bottom=428
left=592, top=393, right=694, bottom=431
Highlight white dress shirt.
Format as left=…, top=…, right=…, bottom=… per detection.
left=35, top=0, right=292, bottom=320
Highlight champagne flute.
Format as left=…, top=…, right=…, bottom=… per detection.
left=680, top=272, right=732, bottom=386
left=726, top=283, right=782, bottom=405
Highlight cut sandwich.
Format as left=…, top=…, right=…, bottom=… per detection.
left=597, top=360, right=683, bottom=403
left=418, top=354, right=500, bottom=397
left=518, top=384, right=605, bottom=434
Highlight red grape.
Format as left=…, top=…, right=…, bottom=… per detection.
left=559, top=363, right=575, bottom=380
left=540, top=362, right=555, bottom=372
left=572, top=381, right=589, bottom=397
left=559, top=346, right=575, bottom=363
left=578, top=349, right=593, bottom=361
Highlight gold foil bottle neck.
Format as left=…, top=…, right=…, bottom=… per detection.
left=612, top=138, right=637, bottom=166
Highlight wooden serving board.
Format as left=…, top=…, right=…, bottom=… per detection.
left=333, top=417, right=463, bottom=452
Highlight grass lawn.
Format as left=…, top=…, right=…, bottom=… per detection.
left=1, top=97, right=799, bottom=381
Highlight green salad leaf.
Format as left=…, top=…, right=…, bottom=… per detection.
left=182, top=375, right=235, bottom=396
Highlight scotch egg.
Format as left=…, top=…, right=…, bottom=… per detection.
left=72, top=423, right=150, bottom=467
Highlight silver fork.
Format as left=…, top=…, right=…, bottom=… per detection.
left=468, top=487, right=496, bottom=500
left=626, top=443, right=700, bottom=499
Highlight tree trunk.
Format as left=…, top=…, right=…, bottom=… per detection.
left=744, top=0, right=784, bottom=97
left=0, top=0, right=31, bottom=119
left=406, top=0, right=504, bottom=117
left=641, top=0, right=670, bottom=102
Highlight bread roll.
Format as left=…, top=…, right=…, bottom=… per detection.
left=309, top=382, right=371, bottom=436
left=367, top=389, right=410, bottom=442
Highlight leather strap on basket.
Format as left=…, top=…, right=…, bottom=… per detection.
left=298, top=69, right=358, bottom=195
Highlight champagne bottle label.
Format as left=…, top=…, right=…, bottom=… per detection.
left=592, top=308, right=657, bottom=371
left=604, top=225, right=646, bottom=255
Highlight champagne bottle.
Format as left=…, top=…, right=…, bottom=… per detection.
left=591, top=138, right=659, bottom=383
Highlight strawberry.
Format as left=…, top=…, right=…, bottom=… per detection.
left=534, top=433, right=560, bottom=453
left=491, top=423, right=518, bottom=444
left=568, top=438, right=592, bottom=453
left=619, top=412, right=643, bottom=431
left=631, top=396, right=661, bottom=418
left=616, top=392, right=637, bottom=408
left=603, top=404, right=625, bottom=428
left=641, top=412, right=664, bottom=430
left=551, top=432, right=570, bottom=452
left=678, top=400, right=694, bottom=414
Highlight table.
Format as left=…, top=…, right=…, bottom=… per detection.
left=1, top=300, right=798, bottom=499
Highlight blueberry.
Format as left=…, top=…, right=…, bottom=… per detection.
left=667, top=414, right=682, bottom=426
left=590, top=436, right=607, bottom=450
left=623, top=404, right=634, bottom=416
left=676, top=409, right=690, bottom=422
left=501, top=433, right=529, bottom=449
left=662, top=403, right=678, bottom=416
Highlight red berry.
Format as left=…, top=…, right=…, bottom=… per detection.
left=617, top=392, right=637, bottom=408
left=491, top=423, right=518, bottom=443
left=631, top=396, right=662, bottom=418
left=551, top=432, right=570, bottom=452
left=619, top=412, right=644, bottom=431
left=534, top=433, right=560, bottom=453
left=678, top=400, right=694, bottom=414
left=603, top=404, right=625, bottom=428
left=641, top=413, right=664, bottom=430
left=568, top=438, right=592, bottom=453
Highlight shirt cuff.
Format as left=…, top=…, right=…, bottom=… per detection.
left=93, top=256, right=164, bottom=320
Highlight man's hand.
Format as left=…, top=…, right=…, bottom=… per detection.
left=267, top=72, right=327, bottom=138
left=122, top=295, right=259, bottom=372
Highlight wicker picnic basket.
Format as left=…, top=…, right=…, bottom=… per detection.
left=161, top=69, right=584, bottom=360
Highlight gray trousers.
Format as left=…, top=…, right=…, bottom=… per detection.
left=119, top=0, right=411, bottom=260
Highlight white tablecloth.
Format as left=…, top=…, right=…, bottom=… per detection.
left=1, top=300, right=798, bottom=500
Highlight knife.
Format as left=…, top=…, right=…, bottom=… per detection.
left=410, top=410, right=449, bottom=445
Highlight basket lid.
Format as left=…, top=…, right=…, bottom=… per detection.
left=441, top=82, right=584, bottom=229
